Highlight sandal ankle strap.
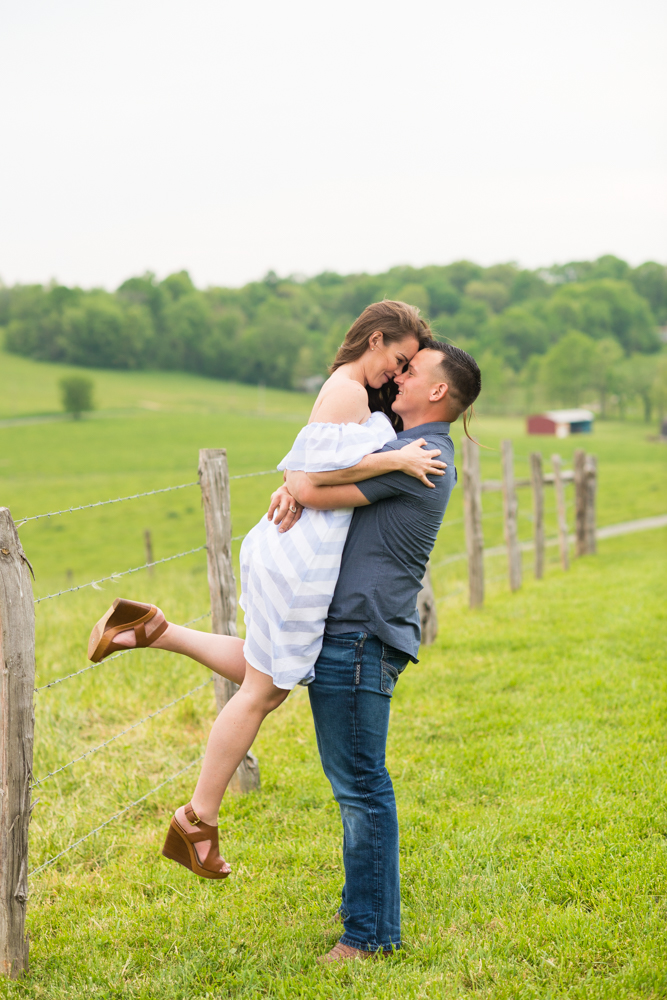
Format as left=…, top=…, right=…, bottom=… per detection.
left=185, top=802, right=202, bottom=825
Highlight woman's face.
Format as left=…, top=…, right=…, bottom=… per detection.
left=365, top=333, right=420, bottom=389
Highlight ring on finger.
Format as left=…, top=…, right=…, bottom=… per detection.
left=289, top=504, right=297, bottom=513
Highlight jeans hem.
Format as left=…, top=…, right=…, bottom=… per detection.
left=339, top=933, right=401, bottom=953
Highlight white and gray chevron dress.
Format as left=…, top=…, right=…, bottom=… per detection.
left=239, top=411, right=396, bottom=690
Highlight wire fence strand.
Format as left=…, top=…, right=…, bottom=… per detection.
left=230, top=469, right=279, bottom=480
left=14, top=482, right=199, bottom=526
left=35, top=611, right=211, bottom=692
left=28, top=754, right=205, bottom=877
left=16, top=468, right=281, bottom=527
left=34, top=545, right=207, bottom=605
left=32, top=678, right=214, bottom=787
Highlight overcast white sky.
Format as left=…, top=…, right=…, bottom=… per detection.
left=1, top=0, right=665, bottom=290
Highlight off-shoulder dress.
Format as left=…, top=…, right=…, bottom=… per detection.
left=239, top=411, right=396, bottom=690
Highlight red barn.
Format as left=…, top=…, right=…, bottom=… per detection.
left=527, top=409, right=594, bottom=438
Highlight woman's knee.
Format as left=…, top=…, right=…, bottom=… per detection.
left=239, top=676, right=288, bottom=714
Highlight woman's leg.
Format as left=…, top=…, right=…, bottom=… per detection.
left=175, top=662, right=289, bottom=869
left=114, top=619, right=247, bottom=686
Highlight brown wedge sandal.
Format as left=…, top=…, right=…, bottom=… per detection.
left=87, top=598, right=168, bottom=663
left=162, top=803, right=230, bottom=880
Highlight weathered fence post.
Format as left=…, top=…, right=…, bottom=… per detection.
left=462, top=437, right=484, bottom=607
left=584, top=453, right=597, bottom=555
left=573, top=449, right=587, bottom=557
left=198, top=450, right=260, bottom=794
left=529, top=452, right=544, bottom=579
left=417, top=561, right=438, bottom=645
left=501, top=440, right=522, bottom=592
left=0, top=509, right=35, bottom=978
left=551, top=454, right=570, bottom=571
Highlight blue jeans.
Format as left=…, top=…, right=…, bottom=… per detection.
left=308, top=631, right=409, bottom=952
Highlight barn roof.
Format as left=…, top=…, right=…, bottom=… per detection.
left=544, top=409, right=594, bottom=422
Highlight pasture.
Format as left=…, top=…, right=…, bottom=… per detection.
left=0, top=349, right=666, bottom=998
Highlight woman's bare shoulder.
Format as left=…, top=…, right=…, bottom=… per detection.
left=309, top=375, right=369, bottom=424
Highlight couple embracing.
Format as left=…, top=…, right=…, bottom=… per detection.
left=87, top=300, right=481, bottom=962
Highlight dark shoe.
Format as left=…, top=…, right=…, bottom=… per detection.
left=87, top=598, right=167, bottom=663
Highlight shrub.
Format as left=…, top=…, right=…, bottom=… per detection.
left=59, top=375, right=95, bottom=419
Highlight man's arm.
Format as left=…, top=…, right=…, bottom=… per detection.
left=285, top=471, right=371, bottom=511
left=307, top=438, right=445, bottom=489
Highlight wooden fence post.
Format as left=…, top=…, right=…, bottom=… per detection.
left=584, top=453, right=597, bottom=555
left=501, top=440, right=522, bottom=592
left=417, top=561, right=438, bottom=645
left=0, top=509, right=35, bottom=978
left=529, top=452, right=544, bottom=579
left=551, top=454, right=570, bottom=571
left=462, top=437, right=484, bottom=608
left=198, top=450, right=260, bottom=794
left=573, top=449, right=587, bottom=557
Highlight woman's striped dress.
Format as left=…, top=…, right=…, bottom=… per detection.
left=239, top=412, right=396, bottom=690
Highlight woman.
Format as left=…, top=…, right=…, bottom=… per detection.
left=87, top=300, right=446, bottom=879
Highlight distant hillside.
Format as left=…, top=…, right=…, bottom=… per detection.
left=2, top=256, right=666, bottom=419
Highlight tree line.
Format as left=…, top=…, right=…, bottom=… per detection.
left=1, top=256, right=666, bottom=420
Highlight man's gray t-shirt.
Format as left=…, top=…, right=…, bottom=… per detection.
left=325, top=420, right=456, bottom=660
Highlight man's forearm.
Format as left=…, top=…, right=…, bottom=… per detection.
left=286, top=471, right=370, bottom=510
left=308, top=451, right=401, bottom=486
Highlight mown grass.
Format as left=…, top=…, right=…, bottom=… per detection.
left=0, top=352, right=666, bottom=997
left=5, top=532, right=666, bottom=999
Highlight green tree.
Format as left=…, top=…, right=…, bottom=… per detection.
left=59, top=375, right=94, bottom=419
left=475, top=350, right=514, bottom=412
left=486, top=306, right=549, bottom=371
left=652, top=355, right=667, bottom=426
left=422, top=276, right=460, bottom=315
left=160, top=293, right=212, bottom=370
left=587, top=255, right=630, bottom=281
left=160, top=270, right=196, bottom=301
left=464, top=280, right=509, bottom=313
left=61, top=294, right=153, bottom=368
left=442, top=260, right=483, bottom=293
left=540, top=330, right=596, bottom=407
left=590, top=337, right=624, bottom=418
left=510, top=269, right=550, bottom=304
left=395, top=283, right=430, bottom=316
left=546, top=280, right=659, bottom=353
left=630, top=262, right=667, bottom=324
left=617, top=354, right=659, bottom=423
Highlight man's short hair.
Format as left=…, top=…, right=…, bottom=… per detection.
left=420, top=339, right=481, bottom=416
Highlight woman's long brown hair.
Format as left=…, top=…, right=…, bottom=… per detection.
left=331, top=300, right=432, bottom=431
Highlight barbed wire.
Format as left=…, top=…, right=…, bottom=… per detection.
left=28, top=754, right=205, bottom=877
left=32, top=678, right=214, bottom=787
left=16, top=468, right=281, bottom=528
left=230, top=469, right=279, bottom=480
left=14, top=482, right=199, bottom=526
left=33, top=546, right=207, bottom=605
left=35, top=611, right=211, bottom=692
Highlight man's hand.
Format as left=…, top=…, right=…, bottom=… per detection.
left=267, top=484, right=304, bottom=533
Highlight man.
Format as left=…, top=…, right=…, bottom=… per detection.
left=274, top=340, right=481, bottom=962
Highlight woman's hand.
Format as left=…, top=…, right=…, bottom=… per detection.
left=267, top=484, right=304, bottom=532
left=396, top=438, right=447, bottom=488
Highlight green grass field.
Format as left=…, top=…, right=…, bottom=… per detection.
left=0, top=350, right=666, bottom=998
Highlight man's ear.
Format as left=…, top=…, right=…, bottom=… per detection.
left=431, top=381, right=449, bottom=402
